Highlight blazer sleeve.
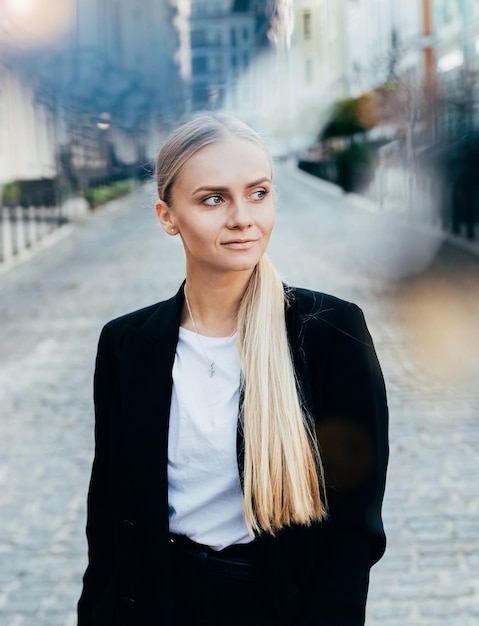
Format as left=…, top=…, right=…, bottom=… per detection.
left=304, top=302, right=389, bottom=625
left=77, top=324, right=117, bottom=625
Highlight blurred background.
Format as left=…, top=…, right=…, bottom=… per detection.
left=1, top=1, right=479, bottom=625
left=0, top=0, right=478, bottom=238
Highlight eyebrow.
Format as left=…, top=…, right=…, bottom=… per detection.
left=192, top=177, right=271, bottom=195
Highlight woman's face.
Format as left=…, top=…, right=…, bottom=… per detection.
left=156, top=137, right=275, bottom=278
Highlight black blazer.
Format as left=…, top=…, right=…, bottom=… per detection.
left=78, top=284, right=388, bottom=626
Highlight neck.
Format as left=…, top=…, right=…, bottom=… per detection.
left=183, top=268, right=253, bottom=337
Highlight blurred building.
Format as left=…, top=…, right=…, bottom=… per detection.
left=0, top=63, right=56, bottom=198
left=288, top=0, right=347, bottom=146
left=0, top=0, right=276, bottom=203
left=312, top=0, right=479, bottom=143
left=428, top=0, right=479, bottom=240
left=59, top=0, right=182, bottom=188
left=0, top=0, right=182, bottom=201
left=432, top=0, right=479, bottom=138
left=0, top=1, right=72, bottom=201
left=253, top=0, right=423, bottom=154
left=240, top=0, right=427, bottom=155
left=341, top=0, right=423, bottom=94
left=172, top=0, right=267, bottom=112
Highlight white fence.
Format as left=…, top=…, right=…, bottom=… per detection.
left=0, top=204, right=67, bottom=265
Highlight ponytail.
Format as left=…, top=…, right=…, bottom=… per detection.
left=237, top=256, right=327, bottom=535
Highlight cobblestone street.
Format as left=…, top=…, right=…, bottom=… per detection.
left=1, top=167, right=478, bottom=625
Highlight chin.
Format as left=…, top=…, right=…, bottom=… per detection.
left=208, top=260, right=258, bottom=275
left=225, top=255, right=264, bottom=273
left=199, top=249, right=267, bottom=275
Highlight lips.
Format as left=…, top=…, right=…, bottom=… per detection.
left=221, top=239, right=258, bottom=249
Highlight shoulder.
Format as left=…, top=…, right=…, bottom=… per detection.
left=99, top=285, right=183, bottom=344
left=103, top=301, right=164, bottom=333
left=286, top=285, right=361, bottom=324
left=285, top=285, right=372, bottom=347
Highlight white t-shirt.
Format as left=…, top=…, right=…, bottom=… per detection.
left=167, top=327, right=252, bottom=550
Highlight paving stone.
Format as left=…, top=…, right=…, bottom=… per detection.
left=1, top=173, right=479, bottom=625
left=420, top=600, right=460, bottom=617
left=371, top=604, right=411, bottom=619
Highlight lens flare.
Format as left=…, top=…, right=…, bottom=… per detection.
left=1, top=0, right=75, bottom=48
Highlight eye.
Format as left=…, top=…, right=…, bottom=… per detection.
left=202, top=195, right=223, bottom=206
left=251, top=189, right=268, bottom=201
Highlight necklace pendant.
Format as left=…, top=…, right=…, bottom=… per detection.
left=209, top=361, right=215, bottom=377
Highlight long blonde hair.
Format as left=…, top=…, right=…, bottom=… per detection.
left=156, top=113, right=327, bottom=535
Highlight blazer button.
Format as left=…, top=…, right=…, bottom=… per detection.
left=122, top=596, right=135, bottom=608
left=121, top=519, right=135, bottom=531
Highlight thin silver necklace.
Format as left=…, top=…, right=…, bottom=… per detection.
left=184, top=290, right=217, bottom=377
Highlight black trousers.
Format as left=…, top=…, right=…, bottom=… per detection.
left=170, top=534, right=279, bottom=626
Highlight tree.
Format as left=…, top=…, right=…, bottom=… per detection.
left=320, top=94, right=378, bottom=140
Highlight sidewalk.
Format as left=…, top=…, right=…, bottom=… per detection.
left=290, top=162, right=479, bottom=259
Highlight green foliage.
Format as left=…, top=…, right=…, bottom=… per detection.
left=84, top=179, right=133, bottom=209
left=321, top=95, right=378, bottom=140
left=2, top=181, right=21, bottom=206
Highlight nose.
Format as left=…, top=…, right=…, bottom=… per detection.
left=227, top=197, right=252, bottom=229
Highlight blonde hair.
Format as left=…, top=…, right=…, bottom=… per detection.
left=238, top=256, right=326, bottom=533
left=156, top=113, right=327, bottom=534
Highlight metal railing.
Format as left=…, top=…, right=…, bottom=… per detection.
left=0, top=204, right=67, bottom=264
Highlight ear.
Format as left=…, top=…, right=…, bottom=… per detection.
left=156, top=200, right=178, bottom=236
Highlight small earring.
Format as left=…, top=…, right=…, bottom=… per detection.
left=171, top=228, right=176, bottom=233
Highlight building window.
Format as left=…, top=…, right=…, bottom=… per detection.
left=231, top=27, right=237, bottom=47
left=193, top=2, right=207, bottom=16
left=214, top=55, right=224, bottom=73
left=191, top=30, right=207, bottom=47
left=192, top=56, right=208, bottom=75
left=192, top=82, right=210, bottom=106
left=303, top=10, right=312, bottom=39
left=243, top=27, right=249, bottom=41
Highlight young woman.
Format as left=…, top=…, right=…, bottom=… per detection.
left=78, top=114, right=388, bottom=626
